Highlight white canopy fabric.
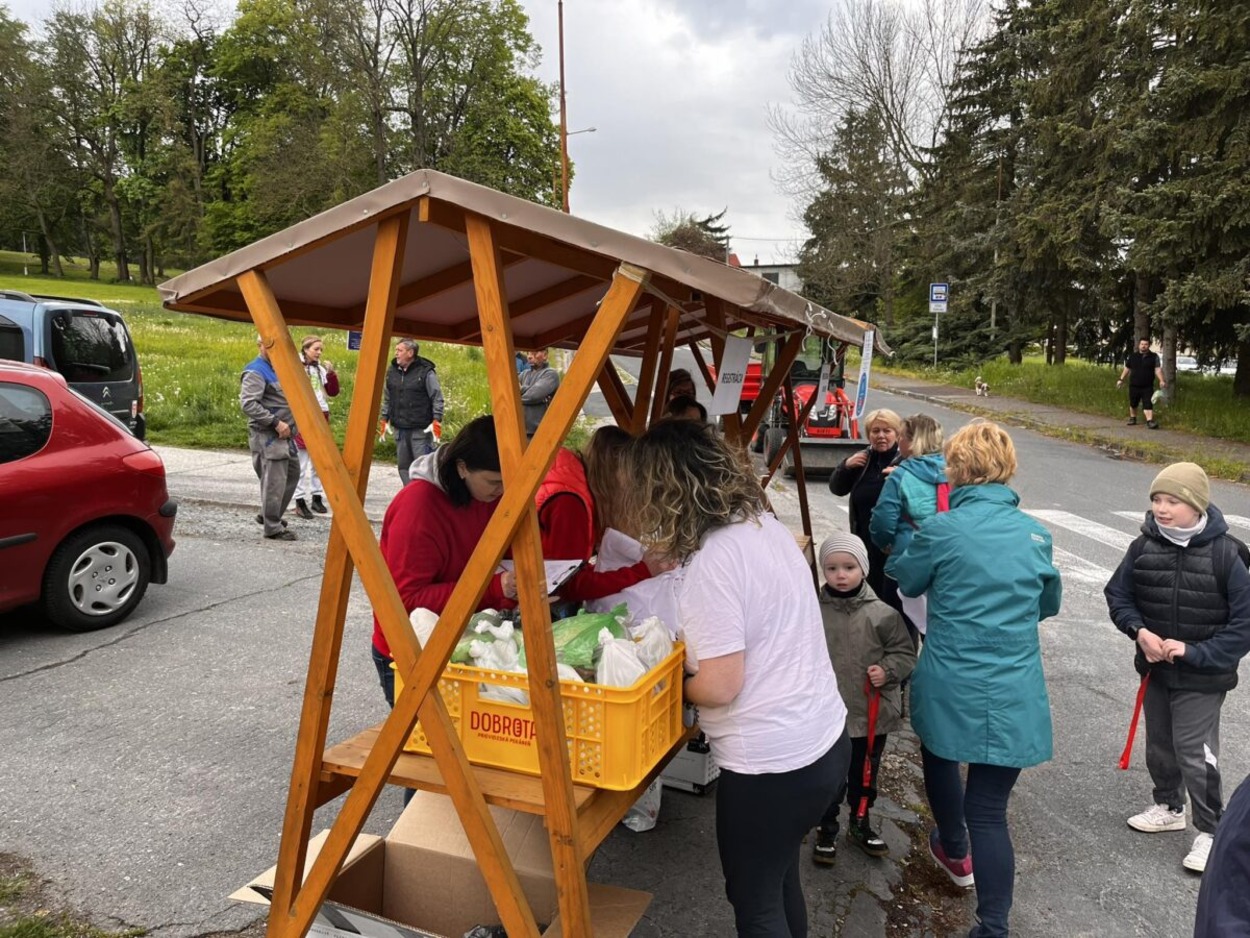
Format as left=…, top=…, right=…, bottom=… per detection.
left=158, top=169, right=888, bottom=355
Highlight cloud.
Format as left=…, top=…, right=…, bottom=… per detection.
left=523, top=0, right=827, bottom=262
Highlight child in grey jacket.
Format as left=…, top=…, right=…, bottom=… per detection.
left=812, top=531, right=917, bottom=863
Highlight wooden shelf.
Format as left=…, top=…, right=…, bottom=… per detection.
left=320, top=724, right=696, bottom=854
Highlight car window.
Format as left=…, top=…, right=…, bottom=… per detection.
left=0, top=382, right=53, bottom=463
left=0, top=321, right=23, bottom=362
left=48, top=309, right=134, bottom=383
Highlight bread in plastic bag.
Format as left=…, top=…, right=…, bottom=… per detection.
left=628, top=615, right=674, bottom=671
left=595, top=627, right=648, bottom=688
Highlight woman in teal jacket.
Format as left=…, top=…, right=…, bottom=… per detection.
left=891, top=420, right=1062, bottom=938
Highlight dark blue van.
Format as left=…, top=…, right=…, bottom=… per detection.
left=0, top=291, right=145, bottom=439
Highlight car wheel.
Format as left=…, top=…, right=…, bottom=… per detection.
left=42, top=525, right=151, bottom=632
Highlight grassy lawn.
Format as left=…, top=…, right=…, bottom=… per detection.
left=6, top=252, right=1243, bottom=451
left=0, top=257, right=578, bottom=452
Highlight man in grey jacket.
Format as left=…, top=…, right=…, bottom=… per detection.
left=240, top=337, right=300, bottom=540
left=519, top=350, right=559, bottom=437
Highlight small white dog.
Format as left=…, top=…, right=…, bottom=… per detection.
left=975, top=376, right=991, bottom=397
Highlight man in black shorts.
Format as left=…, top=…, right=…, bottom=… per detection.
left=1116, top=337, right=1166, bottom=428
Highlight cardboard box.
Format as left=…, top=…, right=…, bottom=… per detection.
left=236, top=791, right=650, bottom=938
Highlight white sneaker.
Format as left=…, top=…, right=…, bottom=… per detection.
left=1183, top=832, right=1214, bottom=873
left=1127, top=803, right=1187, bottom=832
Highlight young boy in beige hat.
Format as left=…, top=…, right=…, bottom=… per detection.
left=1105, top=462, right=1250, bottom=874
left=811, top=531, right=916, bottom=864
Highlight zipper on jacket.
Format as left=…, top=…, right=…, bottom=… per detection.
left=1170, top=546, right=1182, bottom=640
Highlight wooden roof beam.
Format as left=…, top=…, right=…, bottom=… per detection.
left=456, top=274, right=602, bottom=342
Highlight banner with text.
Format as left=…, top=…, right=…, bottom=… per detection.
left=853, top=330, right=875, bottom=421
left=708, top=334, right=754, bottom=416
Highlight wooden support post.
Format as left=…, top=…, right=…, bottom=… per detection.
left=267, top=215, right=408, bottom=935
left=596, top=361, right=632, bottom=428
left=740, top=331, right=804, bottom=444
left=781, top=373, right=815, bottom=584
left=687, top=341, right=715, bottom=393
left=238, top=270, right=538, bottom=938
left=465, top=212, right=649, bottom=938
left=760, top=385, right=819, bottom=487
left=630, top=299, right=666, bottom=434
left=649, top=307, right=681, bottom=424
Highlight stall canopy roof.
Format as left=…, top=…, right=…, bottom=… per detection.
left=158, top=169, right=888, bottom=356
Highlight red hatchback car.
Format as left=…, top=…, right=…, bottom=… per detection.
left=0, top=361, right=176, bottom=631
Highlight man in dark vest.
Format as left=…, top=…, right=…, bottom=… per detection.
left=1116, top=337, right=1166, bottom=429
left=379, top=339, right=444, bottom=485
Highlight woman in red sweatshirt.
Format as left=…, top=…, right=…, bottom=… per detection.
left=536, top=425, right=665, bottom=607
left=372, top=415, right=517, bottom=705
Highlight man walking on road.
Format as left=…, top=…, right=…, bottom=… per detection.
left=241, top=336, right=300, bottom=541
left=519, top=349, right=559, bottom=438
left=1117, top=337, right=1166, bottom=429
left=379, top=339, right=444, bottom=486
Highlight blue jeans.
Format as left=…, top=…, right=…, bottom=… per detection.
left=395, top=427, right=434, bottom=486
left=371, top=645, right=414, bottom=805
left=921, top=746, right=1022, bottom=938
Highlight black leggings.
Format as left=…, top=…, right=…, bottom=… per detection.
left=716, top=730, right=851, bottom=937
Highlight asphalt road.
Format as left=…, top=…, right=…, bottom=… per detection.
left=2, top=385, right=1248, bottom=937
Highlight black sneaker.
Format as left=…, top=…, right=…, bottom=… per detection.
left=265, top=529, right=298, bottom=541
left=812, top=827, right=838, bottom=865
left=1126, top=417, right=1138, bottom=426
left=848, top=816, right=889, bottom=857
left=1146, top=420, right=1159, bottom=430
left=311, top=494, right=329, bottom=514
left=294, top=498, right=314, bottom=520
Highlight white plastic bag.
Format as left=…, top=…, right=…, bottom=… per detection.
left=597, top=527, right=645, bottom=571
left=595, top=627, right=648, bottom=688
left=629, top=615, right=674, bottom=671
left=469, top=632, right=529, bottom=705
left=899, top=590, right=928, bottom=636
left=620, top=778, right=662, bottom=832
left=409, top=607, right=439, bottom=648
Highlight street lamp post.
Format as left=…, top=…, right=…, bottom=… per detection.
left=558, top=0, right=569, bottom=213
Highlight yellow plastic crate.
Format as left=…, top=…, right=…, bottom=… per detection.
left=393, top=643, right=685, bottom=791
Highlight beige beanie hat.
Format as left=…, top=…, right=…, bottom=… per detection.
left=818, top=531, right=870, bottom=575
left=1150, top=462, right=1210, bottom=514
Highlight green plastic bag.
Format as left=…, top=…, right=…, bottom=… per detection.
left=549, top=605, right=627, bottom=669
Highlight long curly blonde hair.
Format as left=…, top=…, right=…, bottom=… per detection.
left=621, top=420, right=765, bottom=562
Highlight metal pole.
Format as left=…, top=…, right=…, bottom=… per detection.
left=558, top=0, right=570, bottom=213
left=933, top=315, right=939, bottom=368
left=22, top=231, right=28, bottom=276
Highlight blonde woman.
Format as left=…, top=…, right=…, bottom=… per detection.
left=625, top=419, right=849, bottom=937
left=292, top=335, right=338, bottom=518
left=829, top=409, right=903, bottom=610
left=891, top=421, right=1062, bottom=938
left=869, top=413, right=947, bottom=637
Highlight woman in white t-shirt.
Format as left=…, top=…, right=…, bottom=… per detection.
left=624, top=419, right=850, bottom=938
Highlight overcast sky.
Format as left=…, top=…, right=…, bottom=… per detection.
left=6, top=0, right=830, bottom=264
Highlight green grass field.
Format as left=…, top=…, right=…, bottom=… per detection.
left=3, top=250, right=1245, bottom=450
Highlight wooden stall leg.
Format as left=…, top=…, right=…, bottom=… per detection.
left=267, top=215, right=408, bottom=936
left=740, top=331, right=803, bottom=446
left=649, top=307, right=681, bottom=424
left=629, top=297, right=666, bottom=434
left=595, top=361, right=632, bottom=428
left=238, top=269, right=539, bottom=938
left=688, top=340, right=715, bottom=393
left=467, top=212, right=648, bottom=938
left=781, top=374, right=816, bottom=586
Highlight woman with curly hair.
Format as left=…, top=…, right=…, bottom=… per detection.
left=624, top=419, right=849, bottom=938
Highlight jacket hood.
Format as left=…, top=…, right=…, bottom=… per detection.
left=897, top=452, right=946, bottom=484
left=1140, top=503, right=1229, bottom=546
left=949, top=482, right=1019, bottom=510
left=409, top=449, right=444, bottom=489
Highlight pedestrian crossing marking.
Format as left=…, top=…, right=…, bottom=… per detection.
left=1025, top=510, right=1136, bottom=551
left=1049, top=545, right=1113, bottom=587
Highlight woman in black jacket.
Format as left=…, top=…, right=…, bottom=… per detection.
left=829, top=408, right=903, bottom=610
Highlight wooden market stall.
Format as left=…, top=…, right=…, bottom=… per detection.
left=158, top=170, right=886, bottom=938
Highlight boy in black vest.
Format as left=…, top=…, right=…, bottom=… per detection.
left=1105, top=462, right=1250, bottom=874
